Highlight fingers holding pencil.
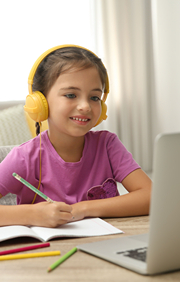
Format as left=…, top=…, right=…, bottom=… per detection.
left=32, top=201, right=73, bottom=228
left=12, top=173, right=73, bottom=227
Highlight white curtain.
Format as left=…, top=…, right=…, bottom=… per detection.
left=94, top=0, right=180, bottom=172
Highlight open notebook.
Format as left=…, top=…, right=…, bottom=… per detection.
left=0, top=218, right=122, bottom=243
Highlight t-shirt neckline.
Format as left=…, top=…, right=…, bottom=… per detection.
left=43, top=130, right=88, bottom=165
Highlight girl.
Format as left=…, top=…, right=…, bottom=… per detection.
left=0, top=45, right=152, bottom=227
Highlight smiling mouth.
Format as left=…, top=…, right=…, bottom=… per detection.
left=71, top=117, right=90, bottom=122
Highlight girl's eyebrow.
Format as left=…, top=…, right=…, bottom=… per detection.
left=60, top=86, right=102, bottom=92
left=92, top=88, right=103, bottom=93
left=60, top=86, right=80, bottom=91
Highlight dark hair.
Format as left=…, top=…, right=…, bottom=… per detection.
left=33, top=47, right=108, bottom=135
left=33, top=47, right=107, bottom=96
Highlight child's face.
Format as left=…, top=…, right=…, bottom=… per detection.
left=46, top=66, right=103, bottom=139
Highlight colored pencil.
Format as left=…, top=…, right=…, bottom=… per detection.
left=0, top=251, right=60, bottom=261
left=0, top=243, right=50, bottom=256
left=12, top=173, right=54, bottom=203
left=47, top=247, right=77, bottom=272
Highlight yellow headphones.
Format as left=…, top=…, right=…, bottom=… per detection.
left=24, top=44, right=109, bottom=126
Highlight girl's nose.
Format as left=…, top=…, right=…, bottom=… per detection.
left=77, top=99, right=91, bottom=112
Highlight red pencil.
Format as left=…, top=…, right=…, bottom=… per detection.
left=0, top=242, right=50, bottom=256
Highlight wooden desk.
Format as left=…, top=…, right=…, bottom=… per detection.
left=0, top=216, right=180, bottom=281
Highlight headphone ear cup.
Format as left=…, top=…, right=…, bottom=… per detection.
left=24, top=91, right=48, bottom=122
left=94, top=100, right=108, bottom=127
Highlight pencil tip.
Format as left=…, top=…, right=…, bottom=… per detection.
left=47, top=268, right=52, bottom=272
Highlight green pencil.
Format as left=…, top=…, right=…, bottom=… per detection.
left=12, top=173, right=54, bottom=203
left=47, top=247, right=77, bottom=272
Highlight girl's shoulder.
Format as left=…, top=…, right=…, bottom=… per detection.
left=85, top=130, right=119, bottom=146
left=9, top=130, right=48, bottom=157
left=84, top=130, right=130, bottom=158
left=86, top=130, right=117, bottom=140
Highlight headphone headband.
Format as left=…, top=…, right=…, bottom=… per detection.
left=28, top=44, right=109, bottom=101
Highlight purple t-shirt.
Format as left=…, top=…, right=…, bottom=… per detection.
left=0, top=130, right=140, bottom=204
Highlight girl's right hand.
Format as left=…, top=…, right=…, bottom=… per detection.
left=31, top=201, right=73, bottom=227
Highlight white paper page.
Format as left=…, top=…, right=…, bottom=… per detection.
left=0, top=225, right=43, bottom=242
left=31, top=218, right=123, bottom=242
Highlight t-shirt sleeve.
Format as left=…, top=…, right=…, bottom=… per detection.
left=0, top=147, right=26, bottom=196
left=106, top=133, right=141, bottom=182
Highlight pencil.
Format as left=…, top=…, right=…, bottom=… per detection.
left=0, top=251, right=60, bottom=261
left=0, top=243, right=50, bottom=256
left=12, top=173, right=54, bottom=203
left=47, top=247, right=77, bottom=272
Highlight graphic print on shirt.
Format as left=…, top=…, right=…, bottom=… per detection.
left=87, top=178, right=119, bottom=200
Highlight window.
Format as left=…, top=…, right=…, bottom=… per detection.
left=0, top=0, right=95, bottom=101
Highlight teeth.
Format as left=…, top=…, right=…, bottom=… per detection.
left=72, top=117, right=88, bottom=121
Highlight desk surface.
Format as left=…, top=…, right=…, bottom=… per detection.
left=0, top=216, right=180, bottom=282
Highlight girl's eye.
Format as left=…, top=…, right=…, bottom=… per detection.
left=65, top=94, right=76, bottom=99
left=91, top=96, right=100, bottom=101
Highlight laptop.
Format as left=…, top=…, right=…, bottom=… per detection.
left=77, top=132, right=180, bottom=275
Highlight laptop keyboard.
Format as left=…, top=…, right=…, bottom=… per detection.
left=116, top=247, right=147, bottom=262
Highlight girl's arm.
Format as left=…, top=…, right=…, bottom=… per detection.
left=0, top=194, right=73, bottom=227
left=71, top=169, right=152, bottom=220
